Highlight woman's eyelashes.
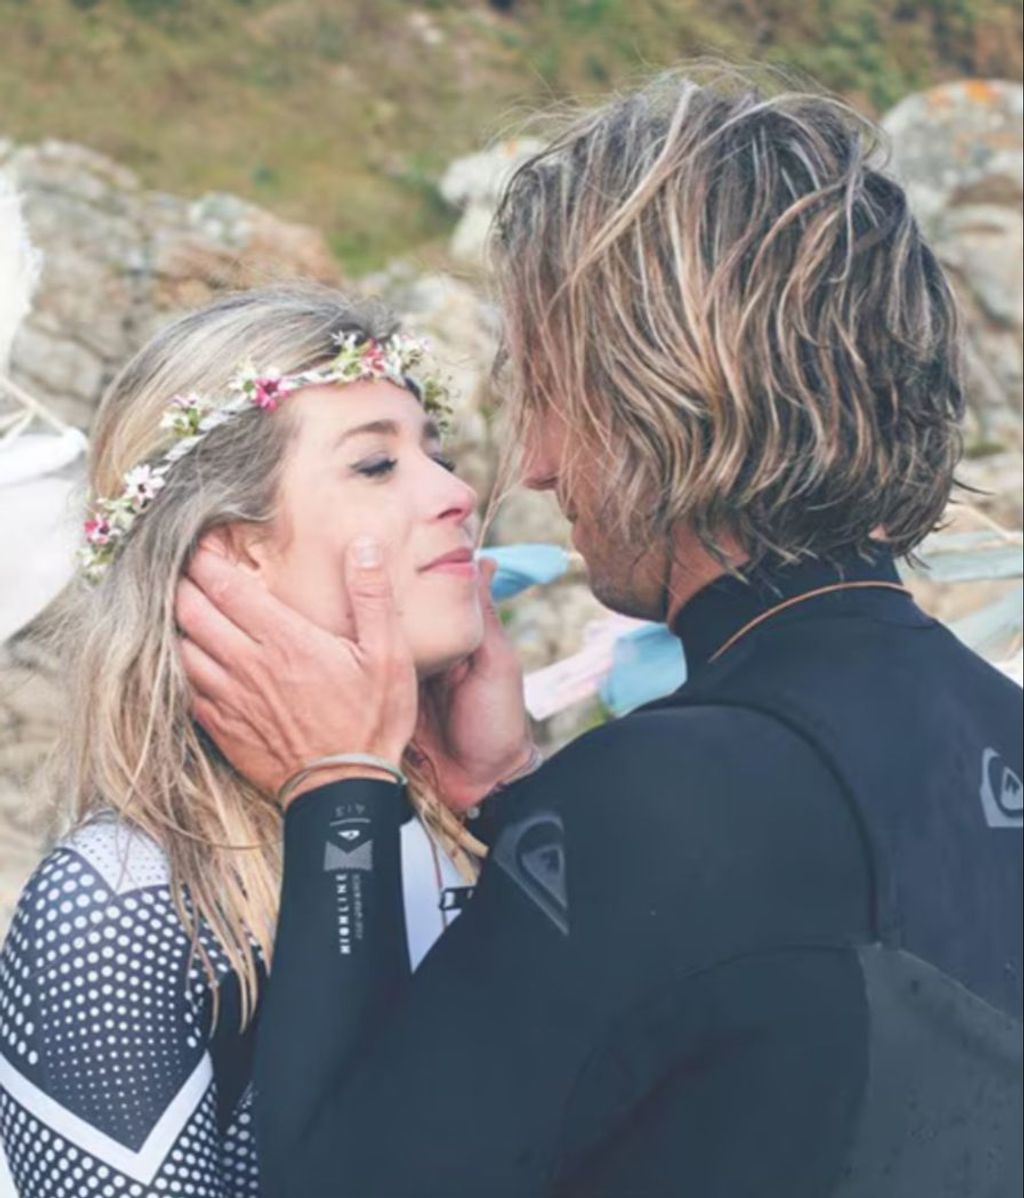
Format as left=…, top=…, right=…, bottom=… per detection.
left=353, top=456, right=398, bottom=479
left=351, top=453, right=457, bottom=480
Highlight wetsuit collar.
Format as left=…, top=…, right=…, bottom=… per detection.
left=671, top=547, right=904, bottom=672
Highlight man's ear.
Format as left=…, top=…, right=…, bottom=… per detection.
left=199, top=525, right=269, bottom=577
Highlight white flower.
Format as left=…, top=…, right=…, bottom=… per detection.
left=229, top=362, right=262, bottom=395
left=160, top=392, right=206, bottom=435
left=123, top=465, right=167, bottom=510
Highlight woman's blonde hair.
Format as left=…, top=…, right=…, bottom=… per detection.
left=54, top=284, right=482, bottom=1026
left=492, top=64, right=966, bottom=566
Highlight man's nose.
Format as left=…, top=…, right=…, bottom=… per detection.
left=521, top=445, right=558, bottom=491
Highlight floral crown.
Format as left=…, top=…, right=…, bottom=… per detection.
left=81, top=331, right=454, bottom=582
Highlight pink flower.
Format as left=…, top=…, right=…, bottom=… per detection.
left=253, top=376, right=287, bottom=411
left=362, top=341, right=387, bottom=375
left=84, top=517, right=113, bottom=546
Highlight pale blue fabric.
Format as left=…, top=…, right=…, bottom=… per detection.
left=481, top=542, right=686, bottom=715
left=600, top=621, right=687, bottom=715
left=478, top=543, right=572, bottom=601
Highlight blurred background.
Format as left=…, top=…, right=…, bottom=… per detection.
left=1, top=1, right=1022, bottom=933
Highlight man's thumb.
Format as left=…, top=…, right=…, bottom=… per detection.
left=346, top=536, right=395, bottom=651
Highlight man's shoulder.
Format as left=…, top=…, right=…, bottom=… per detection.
left=515, top=700, right=864, bottom=877
left=495, top=701, right=871, bottom=960
left=544, top=699, right=826, bottom=796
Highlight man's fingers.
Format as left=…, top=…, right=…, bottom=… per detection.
left=175, top=576, right=258, bottom=666
left=477, top=558, right=502, bottom=628
left=179, top=635, right=233, bottom=702
left=187, top=548, right=306, bottom=646
left=345, top=537, right=401, bottom=658
left=470, top=555, right=519, bottom=673
left=191, top=691, right=226, bottom=743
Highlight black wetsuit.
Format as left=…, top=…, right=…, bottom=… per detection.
left=254, top=550, right=1023, bottom=1198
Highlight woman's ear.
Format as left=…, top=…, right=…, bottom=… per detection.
left=199, top=525, right=269, bottom=577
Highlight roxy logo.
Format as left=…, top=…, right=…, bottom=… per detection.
left=979, top=748, right=1023, bottom=830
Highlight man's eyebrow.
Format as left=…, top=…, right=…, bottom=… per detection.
left=334, top=417, right=442, bottom=448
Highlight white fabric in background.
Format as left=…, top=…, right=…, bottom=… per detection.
left=0, top=429, right=87, bottom=643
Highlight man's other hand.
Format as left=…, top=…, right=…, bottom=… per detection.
left=414, top=557, right=535, bottom=811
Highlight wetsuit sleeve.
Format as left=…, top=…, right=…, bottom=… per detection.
left=0, top=846, right=233, bottom=1197
left=255, top=706, right=874, bottom=1198
left=252, top=779, right=409, bottom=1198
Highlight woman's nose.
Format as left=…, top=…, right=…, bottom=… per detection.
left=432, top=462, right=478, bottom=524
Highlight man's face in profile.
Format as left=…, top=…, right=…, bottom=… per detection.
left=520, top=405, right=675, bottom=623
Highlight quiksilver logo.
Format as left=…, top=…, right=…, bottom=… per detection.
left=493, top=810, right=569, bottom=936
left=980, top=748, right=1023, bottom=829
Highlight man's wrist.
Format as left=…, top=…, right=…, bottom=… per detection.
left=491, top=741, right=544, bottom=792
left=452, top=741, right=544, bottom=812
left=279, top=751, right=408, bottom=809
left=285, top=765, right=399, bottom=807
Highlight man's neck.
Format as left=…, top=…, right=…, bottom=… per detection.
left=664, top=527, right=746, bottom=627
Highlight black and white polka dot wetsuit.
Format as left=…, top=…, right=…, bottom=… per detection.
left=0, top=810, right=473, bottom=1197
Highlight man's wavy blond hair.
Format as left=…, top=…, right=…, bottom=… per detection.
left=53, top=285, right=482, bottom=1026
left=492, top=65, right=965, bottom=566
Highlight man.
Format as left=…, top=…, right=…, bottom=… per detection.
left=178, top=68, right=1022, bottom=1196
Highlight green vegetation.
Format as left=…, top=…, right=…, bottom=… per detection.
left=1, top=0, right=1020, bottom=274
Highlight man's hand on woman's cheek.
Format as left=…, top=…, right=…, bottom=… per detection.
left=174, top=537, right=418, bottom=804
left=413, top=557, right=538, bottom=811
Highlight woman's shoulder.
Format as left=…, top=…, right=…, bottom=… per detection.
left=6, top=811, right=180, bottom=948
left=0, top=813, right=261, bottom=1195
left=58, top=808, right=174, bottom=891
left=2, top=811, right=233, bottom=1012
left=14, top=810, right=171, bottom=909
left=6, top=812, right=157, bottom=931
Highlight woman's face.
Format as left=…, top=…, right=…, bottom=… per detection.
left=239, top=379, right=484, bottom=677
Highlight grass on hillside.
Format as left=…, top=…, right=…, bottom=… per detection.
left=0, top=0, right=1020, bottom=274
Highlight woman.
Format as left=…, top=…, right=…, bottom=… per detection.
left=0, top=285, right=510, bottom=1197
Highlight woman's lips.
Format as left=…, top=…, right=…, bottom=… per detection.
left=420, top=548, right=477, bottom=577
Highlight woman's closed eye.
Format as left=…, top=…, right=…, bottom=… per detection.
left=352, top=454, right=457, bottom=480
left=353, top=455, right=398, bottom=479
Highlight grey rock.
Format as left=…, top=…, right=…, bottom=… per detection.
left=1, top=138, right=341, bottom=438
left=883, top=81, right=1023, bottom=442
left=439, top=138, right=545, bottom=264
